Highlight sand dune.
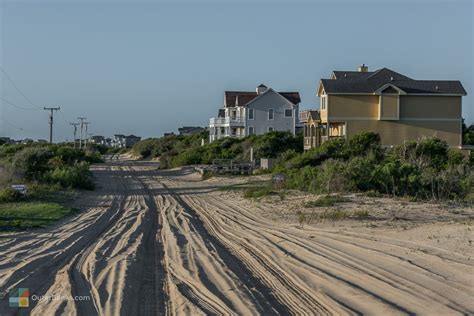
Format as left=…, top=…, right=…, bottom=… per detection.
left=0, top=160, right=472, bottom=315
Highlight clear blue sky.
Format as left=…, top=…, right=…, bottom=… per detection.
left=1, top=0, right=472, bottom=141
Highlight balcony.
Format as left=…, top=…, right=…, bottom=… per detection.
left=209, top=116, right=245, bottom=126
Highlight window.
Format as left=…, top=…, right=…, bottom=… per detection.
left=248, top=126, right=255, bottom=135
left=268, top=127, right=274, bottom=132
left=285, top=109, right=293, bottom=117
left=248, top=108, right=254, bottom=120
left=321, top=96, right=326, bottom=110
left=268, top=108, right=274, bottom=120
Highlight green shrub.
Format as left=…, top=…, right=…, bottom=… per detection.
left=447, top=150, right=466, bottom=166
left=346, top=132, right=383, bottom=159
left=285, top=166, right=319, bottom=192
left=319, top=209, right=348, bottom=221
left=44, top=162, right=94, bottom=190
left=352, top=210, right=370, bottom=219
left=243, top=185, right=276, bottom=199
left=315, top=159, right=353, bottom=193
left=366, top=190, right=382, bottom=198
left=0, top=188, right=23, bottom=202
left=303, top=194, right=348, bottom=207
left=12, top=147, right=52, bottom=181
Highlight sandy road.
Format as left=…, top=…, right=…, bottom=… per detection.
left=0, top=160, right=473, bottom=315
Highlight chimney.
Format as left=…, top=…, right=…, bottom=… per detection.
left=256, top=84, right=268, bottom=95
left=358, top=64, right=368, bottom=72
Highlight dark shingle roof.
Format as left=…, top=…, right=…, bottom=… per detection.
left=224, top=89, right=301, bottom=107
left=332, top=71, right=374, bottom=79
left=321, top=68, right=466, bottom=95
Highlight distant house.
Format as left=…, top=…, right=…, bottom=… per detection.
left=301, top=65, right=467, bottom=150
left=209, top=84, right=301, bottom=142
left=299, top=110, right=321, bottom=150
left=113, top=134, right=141, bottom=148
left=0, top=137, right=12, bottom=144
left=164, top=132, right=175, bottom=137
left=90, top=135, right=105, bottom=145
left=178, top=126, right=206, bottom=136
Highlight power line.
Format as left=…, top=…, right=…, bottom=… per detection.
left=0, top=66, right=40, bottom=109
left=44, top=107, right=61, bottom=143
left=70, top=122, right=80, bottom=148
left=0, top=116, right=34, bottom=133
left=0, top=97, right=40, bottom=111
left=77, top=117, right=87, bottom=149
left=83, top=122, right=91, bottom=147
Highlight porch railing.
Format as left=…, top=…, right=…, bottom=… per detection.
left=209, top=117, right=245, bottom=125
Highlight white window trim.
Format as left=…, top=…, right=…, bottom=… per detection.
left=268, top=126, right=274, bottom=132
left=248, top=126, right=255, bottom=135
left=268, top=108, right=274, bottom=120
left=248, top=108, right=254, bottom=120
left=284, top=108, right=293, bottom=118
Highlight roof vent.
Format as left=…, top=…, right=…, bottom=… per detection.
left=344, top=73, right=347, bottom=78
left=435, top=85, right=439, bottom=91
left=358, top=64, right=368, bottom=72
left=390, top=76, right=394, bottom=81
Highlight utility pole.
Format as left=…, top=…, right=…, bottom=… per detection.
left=70, top=122, right=80, bottom=148
left=83, top=122, right=90, bottom=147
left=44, top=107, right=61, bottom=143
left=77, top=117, right=86, bottom=149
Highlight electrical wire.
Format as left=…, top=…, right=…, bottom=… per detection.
left=0, top=97, right=40, bottom=111
left=0, top=66, right=41, bottom=109
left=0, top=116, right=34, bottom=133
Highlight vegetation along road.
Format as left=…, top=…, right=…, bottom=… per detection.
left=0, top=159, right=473, bottom=315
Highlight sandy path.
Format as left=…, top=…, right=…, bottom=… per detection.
left=158, top=168, right=474, bottom=316
left=0, top=161, right=472, bottom=315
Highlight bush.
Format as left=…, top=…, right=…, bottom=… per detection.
left=44, top=162, right=94, bottom=190
left=352, top=210, right=370, bottom=219
left=303, top=194, right=348, bottom=207
left=12, top=147, right=52, bottom=181
left=315, top=159, right=353, bottom=193
left=276, top=133, right=472, bottom=201
left=0, top=188, right=23, bottom=202
left=243, top=185, right=276, bottom=199
left=319, top=209, right=348, bottom=221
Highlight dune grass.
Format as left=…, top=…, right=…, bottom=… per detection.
left=303, top=195, right=349, bottom=208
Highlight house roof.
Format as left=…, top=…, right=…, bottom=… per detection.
left=300, top=110, right=320, bottom=123
left=320, top=67, right=466, bottom=95
left=224, top=90, right=301, bottom=107
left=308, top=110, right=320, bottom=121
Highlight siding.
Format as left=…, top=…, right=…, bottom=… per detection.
left=328, top=95, right=379, bottom=120
left=246, top=89, right=296, bottom=135
left=399, top=96, right=462, bottom=119
left=346, top=119, right=461, bottom=147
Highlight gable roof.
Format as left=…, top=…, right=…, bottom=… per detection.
left=320, top=67, right=466, bottom=96
left=300, top=110, right=320, bottom=122
left=224, top=88, right=301, bottom=107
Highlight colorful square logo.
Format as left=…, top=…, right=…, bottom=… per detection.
left=9, top=288, right=29, bottom=308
